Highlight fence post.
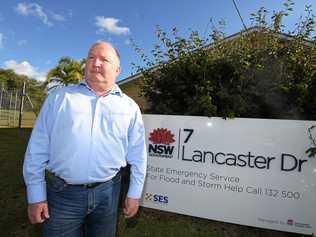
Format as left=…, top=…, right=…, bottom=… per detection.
left=0, top=83, right=3, bottom=121
left=14, top=90, right=18, bottom=127
left=18, top=81, right=26, bottom=128
left=8, top=91, right=13, bottom=126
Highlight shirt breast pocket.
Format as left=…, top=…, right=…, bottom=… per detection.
left=109, top=113, right=131, bottom=139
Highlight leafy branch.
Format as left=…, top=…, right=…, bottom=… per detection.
left=306, top=125, right=316, bottom=158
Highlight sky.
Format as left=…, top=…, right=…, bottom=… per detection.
left=0, top=0, right=314, bottom=82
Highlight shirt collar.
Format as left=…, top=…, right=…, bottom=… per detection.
left=79, top=80, right=123, bottom=97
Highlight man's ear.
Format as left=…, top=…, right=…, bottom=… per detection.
left=116, top=66, right=121, bottom=76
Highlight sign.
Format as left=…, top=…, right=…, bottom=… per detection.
left=140, top=115, right=316, bottom=235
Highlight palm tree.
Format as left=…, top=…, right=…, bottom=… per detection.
left=46, top=57, right=85, bottom=86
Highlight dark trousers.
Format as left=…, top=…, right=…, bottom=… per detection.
left=43, top=172, right=121, bottom=237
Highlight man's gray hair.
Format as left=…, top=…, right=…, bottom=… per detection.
left=89, top=41, right=120, bottom=60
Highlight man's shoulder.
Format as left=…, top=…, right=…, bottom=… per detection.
left=119, top=90, right=140, bottom=110
left=48, top=84, right=81, bottom=98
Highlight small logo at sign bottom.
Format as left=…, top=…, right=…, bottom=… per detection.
left=287, top=219, right=294, bottom=226
left=144, top=192, right=169, bottom=204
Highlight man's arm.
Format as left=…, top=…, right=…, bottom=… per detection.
left=124, top=106, right=147, bottom=217
left=23, top=96, right=53, bottom=223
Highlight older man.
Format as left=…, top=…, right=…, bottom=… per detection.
left=23, top=42, right=147, bottom=237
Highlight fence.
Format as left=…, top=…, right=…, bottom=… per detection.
left=0, top=82, right=37, bottom=128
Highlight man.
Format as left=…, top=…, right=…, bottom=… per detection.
left=23, top=41, right=147, bottom=236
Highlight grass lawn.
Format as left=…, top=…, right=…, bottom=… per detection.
left=0, top=128, right=308, bottom=237
left=0, top=128, right=41, bottom=236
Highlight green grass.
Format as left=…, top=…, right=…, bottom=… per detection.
left=0, top=128, right=308, bottom=237
left=0, top=128, right=41, bottom=236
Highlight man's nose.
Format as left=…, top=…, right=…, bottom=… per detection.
left=93, top=58, right=102, bottom=67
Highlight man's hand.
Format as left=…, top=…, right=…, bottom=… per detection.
left=123, top=197, right=139, bottom=218
left=28, top=201, right=50, bottom=224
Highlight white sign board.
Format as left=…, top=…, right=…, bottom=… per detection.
left=140, top=115, right=316, bottom=235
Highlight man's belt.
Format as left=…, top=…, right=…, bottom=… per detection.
left=77, top=182, right=105, bottom=189
left=45, top=170, right=120, bottom=189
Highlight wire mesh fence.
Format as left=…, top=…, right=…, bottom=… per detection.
left=0, top=83, right=38, bottom=128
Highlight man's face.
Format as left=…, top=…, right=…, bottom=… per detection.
left=85, top=43, right=120, bottom=88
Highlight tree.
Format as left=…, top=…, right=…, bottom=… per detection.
left=0, top=68, right=46, bottom=113
left=133, top=0, right=316, bottom=120
left=46, top=57, right=85, bottom=86
left=0, top=69, right=24, bottom=89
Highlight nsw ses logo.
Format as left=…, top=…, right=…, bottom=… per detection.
left=144, top=192, right=169, bottom=204
left=148, top=128, right=175, bottom=159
